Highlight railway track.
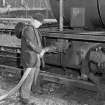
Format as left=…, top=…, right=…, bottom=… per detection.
left=0, top=47, right=97, bottom=92
left=0, top=46, right=97, bottom=92
left=0, top=64, right=97, bottom=92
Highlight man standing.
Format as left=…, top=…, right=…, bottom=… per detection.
left=15, top=17, right=49, bottom=104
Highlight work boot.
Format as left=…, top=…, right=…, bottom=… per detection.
left=78, top=74, right=88, bottom=80
left=18, top=93, right=35, bottom=105
left=19, top=97, right=36, bottom=105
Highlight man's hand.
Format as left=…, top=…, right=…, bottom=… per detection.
left=39, top=47, right=50, bottom=58
left=39, top=46, right=56, bottom=58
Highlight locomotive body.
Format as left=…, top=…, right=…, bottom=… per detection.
left=43, top=0, right=105, bottom=82
left=0, top=0, right=105, bottom=90
left=50, top=0, right=105, bottom=28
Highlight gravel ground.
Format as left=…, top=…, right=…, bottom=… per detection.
left=0, top=72, right=105, bottom=105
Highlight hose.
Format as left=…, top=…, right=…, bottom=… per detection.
left=0, top=26, right=42, bottom=101
left=0, top=66, right=32, bottom=101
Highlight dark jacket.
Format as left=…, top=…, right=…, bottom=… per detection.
left=21, top=25, right=42, bottom=68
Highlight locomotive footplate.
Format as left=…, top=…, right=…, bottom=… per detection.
left=41, top=30, right=105, bottom=43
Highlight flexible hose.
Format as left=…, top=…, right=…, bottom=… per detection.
left=0, top=26, right=42, bottom=101
left=0, top=67, right=32, bottom=101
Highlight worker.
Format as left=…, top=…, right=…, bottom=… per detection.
left=15, top=17, right=51, bottom=104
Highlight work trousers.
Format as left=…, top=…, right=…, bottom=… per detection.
left=20, top=66, right=40, bottom=99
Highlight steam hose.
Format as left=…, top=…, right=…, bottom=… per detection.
left=0, top=28, right=45, bottom=101
left=0, top=66, right=33, bottom=101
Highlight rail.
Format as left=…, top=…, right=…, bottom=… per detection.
left=0, top=64, right=97, bottom=92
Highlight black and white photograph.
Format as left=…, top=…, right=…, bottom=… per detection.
left=0, top=0, right=105, bottom=105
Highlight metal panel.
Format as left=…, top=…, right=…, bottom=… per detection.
left=50, top=0, right=105, bottom=28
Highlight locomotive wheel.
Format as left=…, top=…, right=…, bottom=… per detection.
left=88, top=61, right=98, bottom=74
left=86, top=49, right=105, bottom=98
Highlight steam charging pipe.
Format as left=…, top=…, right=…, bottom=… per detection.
left=59, top=0, right=63, bottom=31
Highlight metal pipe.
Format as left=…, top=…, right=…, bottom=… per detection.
left=59, top=0, right=63, bottom=31
left=21, top=0, right=24, bottom=5
left=2, top=0, right=6, bottom=7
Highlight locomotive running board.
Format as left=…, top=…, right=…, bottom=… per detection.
left=0, top=64, right=97, bottom=92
